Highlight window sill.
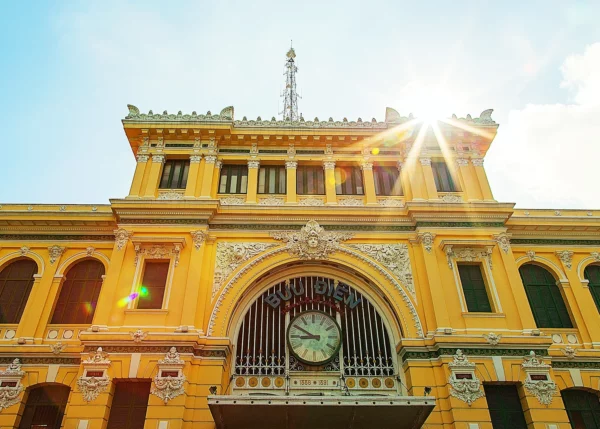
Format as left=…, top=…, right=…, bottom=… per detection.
left=124, top=309, right=169, bottom=315
left=462, top=312, right=505, bottom=318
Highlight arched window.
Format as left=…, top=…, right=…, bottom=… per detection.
left=519, top=264, right=572, bottom=328
left=0, top=259, right=37, bottom=323
left=584, top=265, right=600, bottom=312
left=18, top=384, right=70, bottom=429
left=562, top=389, right=600, bottom=429
left=51, top=259, right=104, bottom=324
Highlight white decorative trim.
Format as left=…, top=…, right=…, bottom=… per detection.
left=134, top=243, right=181, bottom=267
left=378, top=199, right=404, bottom=207
left=83, top=347, right=110, bottom=365
left=86, top=247, right=95, bottom=256
left=348, top=244, right=414, bottom=296
left=555, top=250, right=574, bottom=270
left=338, top=197, right=364, bottom=206
left=483, top=333, right=501, bottom=345
left=205, top=155, right=217, bottom=164
left=417, top=232, right=436, bottom=253
left=136, top=154, right=149, bottom=163
left=130, top=329, right=148, bottom=343
left=361, top=162, right=373, bottom=171
left=20, top=246, right=30, bottom=256
left=190, top=155, right=202, bottom=163
left=471, top=158, right=484, bottom=167
left=456, top=158, right=469, bottom=167
left=562, top=346, right=576, bottom=359
left=494, top=233, right=511, bottom=254
left=522, top=351, right=556, bottom=406
left=448, top=350, right=484, bottom=406
left=114, top=228, right=133, bottom=251
left=258, top=197, right=285, bottom=206
left=48, top=245, right=66, bottom=264
left=151, top=347, right=185, bottom=404
left=78, top=347, right=111, bottom=402
left=526, top=250, right=536, bottom=261
left=323, top=161, right=336, bottom=170
left=285, top=161, right=297, bottom=169
left=157, top=191, right=184, bottom=200
left=247, top=160, right=260, bottom=169
left=298, top=197, right=325, bottom=206
left=445, top=246, right=493, bottom=270
left=0, top=359, right=24, bottom=411
left=212, top=243, right=277, bottom=300
left=271, top=220, right=353, bottom=261
left=152, top=154, right=165, bottom=163
left=49, top=342, right=67, bottom=354
left=440, top=194, right=463, bottom=203
left=220, top=197, right=246, bottom=205
left=190, top=231, right=207, bottom=250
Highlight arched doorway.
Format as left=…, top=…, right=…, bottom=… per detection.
left=562, top=389, right=600, bottom=429
left=232, top=275, right=399, bottom=395
left=18, top=384, right=70, bottom=429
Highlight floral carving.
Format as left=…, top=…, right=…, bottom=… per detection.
left=448, top=350, right=484, bottom=406
left=0, top=359, right=25, bottom=410
left=483, top=333, right=502, bottom=345
left=247, top=160, right=260, bottom=169
left=160, top=347, right=184, bottom=365
left=77, top=376, right=110, bottom=402
left=591, top=252, right=600, bottom=261
left=524, top=378, right=556, bottom=406
left=205, top=155, right=217, bottom=164
left=212, top=243, right=277, bottom=299
left=152, top=373, right=185, bottom=404
left=285, top=161, right=297, bottom=169
left=19, top=246, right=30, bottom=256
left=298, top=197, right=324, bottom=206
left=446, top=246, right=493, bottom=270
left=134, top=244, right=181, bottom=267
left=152, top=154, right=165, bottom=163
left=271, top=220, right=353, bottom=261
left=522, top=351, right=549, bottom=369
left=86, top=246, right=95, bottom=256
left=190, top=155, right=202, bottom=163
left=49, top=342, right=67, bottom=355
left=338, top=197, right=364, bottom=206
left=157, top=191, right=184, bottom=200
left=220, top=197, right=246, bottom=205
left=348, top=244, right=414, bottom=295
left=190, top=230, right=207, bottom=250
left=114, top=228, right=132, bottom=251
left=440, top=194, right=463, bottom=203
left=136, top=154, right=149, bottom=163
left=378, top=199, right=404, bottom=207
left=526, top=250, right=536, bottom=261
left=130, top=329, right=148, bottom=343
left=125, top=105, right=234, bottom=122
left=556, top=250, right=574, bottom=269
left=418, top=232, right=435, bottom=253
left=48, top=245, right=66, bottom=264
left=0, top=359, right=24, bottom=377
left=287, top=144, right=296, bottom=158
left=258, top=197, right=285, bottom=206
left=84, top=347, right=110, bottom=365
left=323, top=161, right=336, bottom=170
left=562, top=346, right=577, bottom=359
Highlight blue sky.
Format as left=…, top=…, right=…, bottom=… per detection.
left=1, top=1, right=599, bottom=208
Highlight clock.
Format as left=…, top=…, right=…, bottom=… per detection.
left=287, top=310, right=342, bottom=366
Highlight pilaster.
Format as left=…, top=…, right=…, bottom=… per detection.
left=128, top=154, right=150, bottom=198
left=143, top=154, right=165, bottom=198
left=285, top=161, right=298, bottom=204
left=361, top=162, right=377, bottom=205
left=472, top=158, right=494, bottom=201
left=323, top=161, right=337, bottom=205
left=420, top=158, right=438, bottom=200
left=456, top=158, right=481, bottom=201
left=199, top=156, right=217, bottom=199
left=184, top=154, right=202, bottom=198
left=180, top=231, right=207, bottom=329
left=246, top=160, right=260, bottom=204
left=18, top=261, right=59, bottom=340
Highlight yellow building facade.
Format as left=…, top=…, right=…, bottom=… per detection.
left=0, top=104, right=599, bottom=429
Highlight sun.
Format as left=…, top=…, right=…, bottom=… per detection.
left=394, top=82, right=465, bottom=124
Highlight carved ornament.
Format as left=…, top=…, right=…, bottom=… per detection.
left=440, top=194, right=463, bottom=203
left=152, top=154, right=165, bottom=163
left=456, top=158, right=469, bottom=167
left=285, top=161, right=298, bottom=169
left=220, top=197, right=246, bottom=205
left=338, top=197, right=364, bottom=206
left=298, top=197, right=325, bottom=206
left=323, top=161, right=336, bottom=170
left=445, top=246, right=493, bottom=270
left=258, top=197, right=285, bottom=206
left=190, top=230, right=207, bottom=250
left=521, top=351, right=556, bottom=406
left=471, top=158, right=484, bottom=167
left=378, top=199, right=404, bottom=207
left=483, top=333, right=501, bottom=346
left=50, top=342, right=67, bottom=355
left=130, top=329, right=148, bottom=343
left=114, top=228, right=132, bottom=251
left=0, top=359, right=25, bottom=410
left=555, top=250, right=574, bottom=270
left=271, top=220, right=353, bottom=261
left=494, top=233, right=511, bottom=254
left=48, top=245, right=66, bottom=264
left=134, top=243, right=181, bottom=267
left=247, top=160, right=260, bottom=169
left=447, top=350, right=484, bottom=406
left=78, top=347, right=111, bottom=402
left=417, top=232, right=436, bottom=253
left=136, top=154, right=149, bottom=163
left=190, top=155, right=202, bottom=163
left=419, top=158, right=431, bottom=166
left=157, top=191, right=184, bottom=200
left=526, top=250, right=536, bottom=261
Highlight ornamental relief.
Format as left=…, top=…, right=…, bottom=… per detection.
left=212, top=243, right=278, bottom=300
left=348, top=244, right=414, bottom=296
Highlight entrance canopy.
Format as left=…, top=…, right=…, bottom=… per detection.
left=208, top=394, right=435, bottom=429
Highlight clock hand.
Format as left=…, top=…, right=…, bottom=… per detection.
left=299, top=335, right=321, bottom=340
left=294, top=326, right=315, bottom=336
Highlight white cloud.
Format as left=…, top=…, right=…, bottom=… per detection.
left=487, top=43, right=600, bottom=209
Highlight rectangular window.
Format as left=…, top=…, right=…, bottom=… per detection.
left=432, top=161, right=459, bottom=192
left=258, top=166, right=286, bottom=194
left=159, top=160, right=190, bottom=189
left=484, top=384, right=527, bottom=429
left=373, top=166, right=403, bottom=196
left=219, top=164, right=248, bottom=194
left=107, top=381, right=151, bottom=429
left=458, top=263, right=492, bottom=312
left=334, top=166, right=364, bottom=195
left=297, top=166, right=325, bottom=195
left=137, top=261, right=169, bottom=309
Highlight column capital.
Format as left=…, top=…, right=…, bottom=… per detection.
left=323, top=160, right=336, bottom=170
left=204, top=155, right=217, bottom=164
left=285, top=161, right=298, bottom=169
left=361, top=161, right=373, bottom=171
left=190, top=154, right=202, bottom=163
left=419, top=157, right=432, bottom=166
left=248, top=160, right=260, bottom=169
left=136, top=154, right=150, bottom=163
left=456, top=158, right=469, bottom=167
left=152, top=154, right=165, bottom=163
left=216, top=160, right=222, bottom=169
left=471, top=158, right=484, bottom=167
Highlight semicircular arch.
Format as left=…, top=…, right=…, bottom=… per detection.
left=0, top=251, right=45, bottom=276
left=208, top=248, right=423, bottom=339
left=56, top=251, right=110, bottom=276
left=515, top=256, right=567, bottom=282
left=577, top=257, right=600, bottom=282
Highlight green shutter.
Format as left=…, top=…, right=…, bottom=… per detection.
left=584, top=265, right=600, bottom=312
left=484, top=384, right=528, bottom=429
left=519, top=264, right=573, bottom=328
left=458, top=264, right=492, bottom=312
left=562, top=389, right=600, bottom=428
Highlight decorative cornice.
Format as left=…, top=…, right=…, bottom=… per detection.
left=125, top=105, right=234, bottom=122
left=0, top=234, right=115, bottom=241
left=512, top=239, right=600, bottom=246
left=271, top=220, right=353, bottom=260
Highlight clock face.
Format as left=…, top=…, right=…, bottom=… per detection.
left=287, top=310, right=342, bottom=366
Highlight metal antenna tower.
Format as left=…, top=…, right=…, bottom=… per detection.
left=280, top=46, right=300, bottom=121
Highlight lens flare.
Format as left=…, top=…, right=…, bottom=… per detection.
left=371, top=147, right=380, bottom=155
left=139, top=286, right=149, bottom=297
left=117, top=292, right=139, bottom=308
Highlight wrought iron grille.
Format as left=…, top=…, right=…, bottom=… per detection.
left=234, top=276, right=395, bottom=377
